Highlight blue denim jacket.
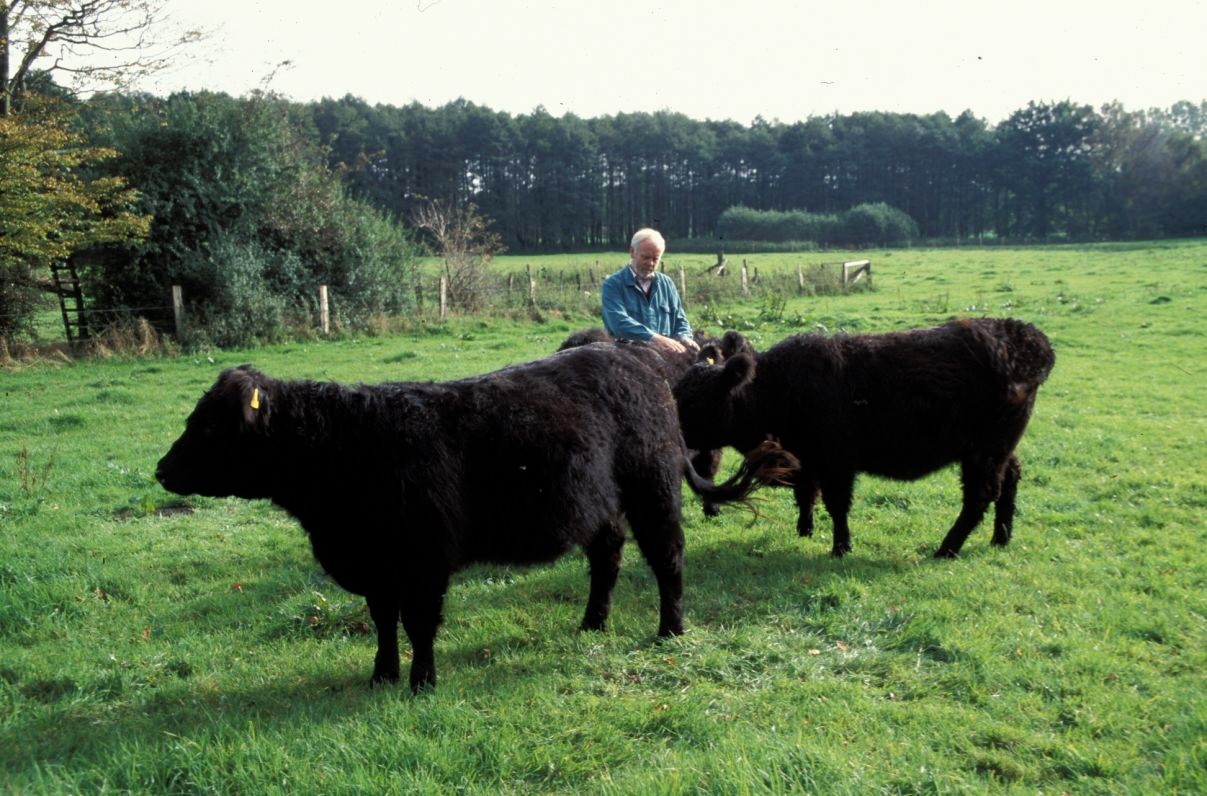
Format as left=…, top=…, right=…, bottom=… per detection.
left=600, top=265, right=692, bottom=342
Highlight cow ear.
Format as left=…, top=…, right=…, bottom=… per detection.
left=721, top=353, right=756, bottom=390
left=697, top=342, right=723, bottom=365
left=223, top=366, right=272, bottom=430
left=719, top=330, right=749, bottom=359
left=240, top=379, right=272, bottom=430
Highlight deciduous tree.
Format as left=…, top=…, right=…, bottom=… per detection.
left=0, top=98, right=148, bottom=339
left=1, top=0, right=200, bottom=116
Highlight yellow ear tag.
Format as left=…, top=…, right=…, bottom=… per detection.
left=706, top=357, right=715, bottom=365
left=249, top=388, right=260, bottom=411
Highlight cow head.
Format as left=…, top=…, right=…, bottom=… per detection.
left=672, top=352, right=757, bottom=452
left=156, top=365, right=277, bottom=499
left=697, top=329, right=756, bottom=366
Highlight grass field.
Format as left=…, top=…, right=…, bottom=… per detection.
left=1, top=241, right=1204, bottom=793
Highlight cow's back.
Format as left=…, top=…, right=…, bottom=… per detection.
left=412, top=345, right=681, bottom=565
left=746, top=320, right=1051, bottom=478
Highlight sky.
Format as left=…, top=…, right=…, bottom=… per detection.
left=128, top=0, right=1206, bottom=125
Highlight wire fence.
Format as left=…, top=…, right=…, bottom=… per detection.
left=11, top=259, right=871, bottom=350
left=426, top=258, right=870, bottom=318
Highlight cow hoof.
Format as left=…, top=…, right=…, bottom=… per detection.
left=580, top=618, right=606, bottom=633
left=408, top=670, right=436, bottom=695
left=657, top=623, right=684, bottom=638
left=933, top=547, right=959, bottom=559
left=369, top=670, right=400, bottom=688
left=702, top=503, right=721, bottom=518
left=830, top=547, right=850, bottom=558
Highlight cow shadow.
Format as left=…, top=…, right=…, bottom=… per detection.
left=5, top=517, right=974, bottom=779
left=1, top=529, right=967, bottom=779
left=0, top=664, right=393, bottom=777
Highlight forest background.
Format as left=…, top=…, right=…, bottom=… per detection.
left=2, top=1, right=1205, bottom=350
left=5, top=86, right=1206, bottom=348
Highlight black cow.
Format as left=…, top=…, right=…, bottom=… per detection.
left=673, top=318, right=1055, bottom=558
left=555, top=327, right=756, bottom=370
left=156, top=346, right=796, bottom=693
left=555, top=328, right=757, bottom=517
left=556, top=327, right=614, bottom=350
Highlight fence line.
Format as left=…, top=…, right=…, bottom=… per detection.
left=21, top=258, right=870, bottom=345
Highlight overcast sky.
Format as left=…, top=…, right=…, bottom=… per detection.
left=138, top=0, right=1205, bottom=125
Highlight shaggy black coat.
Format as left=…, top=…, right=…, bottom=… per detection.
left=557, top=327, right=614, bottom=350
left=672, top=318, right=1055, bottom=558
left=156, top=346, right=796, bottom=693
left=555, top=328, right=757, bottom=516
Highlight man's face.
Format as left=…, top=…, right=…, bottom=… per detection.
left=631, top=238, right=665, bottom=277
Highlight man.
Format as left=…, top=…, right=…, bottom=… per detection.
left=601, top=228, right=700, bottom=354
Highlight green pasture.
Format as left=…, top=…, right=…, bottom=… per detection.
left=1, top=241, right=1204, bottom=793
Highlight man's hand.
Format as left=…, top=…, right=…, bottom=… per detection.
left=649, top=334, right=687, bottom=354
left=680, top=336, right=701, bottom=353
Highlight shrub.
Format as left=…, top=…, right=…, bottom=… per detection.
left=840, top=203, right=920, bottom=246
left=76, top=92, right=418, bottom=347
left=716, top=203, right=918, bottom=247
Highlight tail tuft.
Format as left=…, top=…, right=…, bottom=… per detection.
left=683, top=436, right=798, bottom=511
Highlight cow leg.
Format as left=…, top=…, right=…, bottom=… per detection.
left=399, top=572, right=449, bottom=694
left=819, top=472, right=855, bottom=557
left=992, top=454, right=1022, bottom=546
left=794, top=477, right=820, bottom=538
left=935, top=457, right=1000, bottom=558
left=691, top=449, right=723, bottom=518
left=581, top=521, right=626, bottom=632
left=627, top=510, right=685, bottom=637
left=366, top=593, right=401, bottom=687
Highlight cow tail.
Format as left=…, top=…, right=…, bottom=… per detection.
left=682, top=437, right=798, bottom=506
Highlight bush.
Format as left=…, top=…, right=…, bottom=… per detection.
left=76, top=92, right=418, bottom=347
left=716, top=203, right=918, bottom=247
left=176, top=235, right=302, bottom=347
left=840, top=203, right=920, bottom=246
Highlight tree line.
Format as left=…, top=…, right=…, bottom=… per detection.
left=3, top=85, right=1206, bottom=346
left=5, top=3, right=1203, bottom=350
left=309, top=96, right=1207, bottom=249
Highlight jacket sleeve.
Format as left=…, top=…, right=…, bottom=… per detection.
left=667, top=281, right=693, bottom=340
left=601, top=276, right=655, bottom=342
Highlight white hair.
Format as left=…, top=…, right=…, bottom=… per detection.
left=630, top=228, right=666, bottom=252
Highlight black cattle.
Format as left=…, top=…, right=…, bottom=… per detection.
left=556, top=327, right=613, bottom=350
left=156, top=346, right=796, bottom=693
left=673, top=318, right=1055, bottom=558
left=555, top=328, right=757, bottom=517
left=556, top=327, right=755, bottom=371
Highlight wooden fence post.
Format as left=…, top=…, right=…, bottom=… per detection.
left=527, top=265, right=538, bottom=310
left=842, top=259, right=872, bottom=289
left=678, top=265, right=687, bottom=298
left=741, top=259, right=750, bottom=296
left=439, top=276, right=448, bottom=320
left=171, top=285, right=184, bottom=340
left=797, top=264, right=805, bottom=293
left=318, top=285, right=329, bottom=335
left=415, top=276, right=423, bottom=312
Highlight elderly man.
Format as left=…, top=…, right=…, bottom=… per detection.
left=601, top=228, right=700, bottom=354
